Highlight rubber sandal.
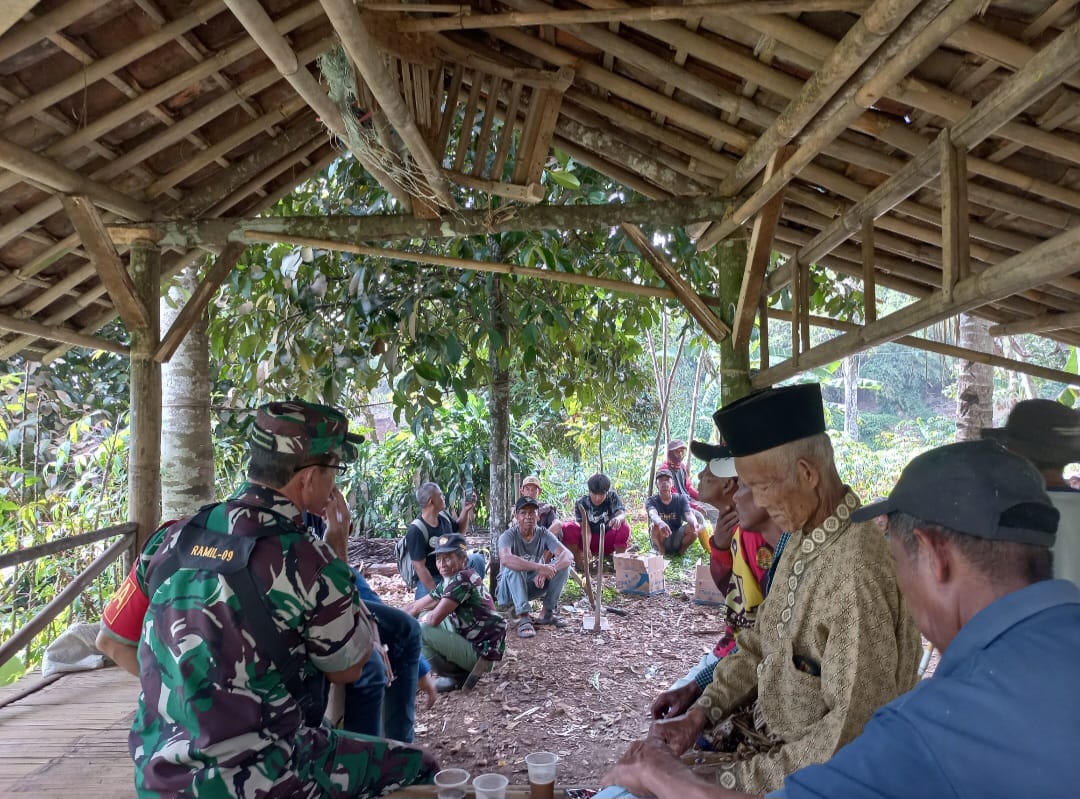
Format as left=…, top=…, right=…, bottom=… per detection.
left=535, top=611, right=568, bottom=628
left=516, top=618, right=536, bottom=638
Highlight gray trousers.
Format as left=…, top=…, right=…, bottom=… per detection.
left=496, top=565, right=570, bottom=615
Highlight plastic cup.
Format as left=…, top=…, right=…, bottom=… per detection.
left=525, top=752, right=559, bottom=799
left=434, top=768, right=470, bottom=799
left=473, top=772, right=509, bottom=799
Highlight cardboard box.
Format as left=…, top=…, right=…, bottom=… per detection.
left=693, top=564, right=726, bottom=606
left=614, top=553, right=666, bottom=595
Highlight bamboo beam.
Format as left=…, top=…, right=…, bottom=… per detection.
left=397, top=2, right=870, bottom=32
left=939, top=130, right=969, bottom=303
left=718, top=0, right=922, bottom=197
left=251, top=235, right=683, bottom=299
left=695, top=0, right=979, bottom=249
left=759, top=295, right=769, bottom=370
left=0, top=310, right=128, bottom=356
left=443, top=169, right=544, bottom=203
left=62, top=196, right=152, bottom=332
left=620, top=223, right=730, bottom=341
left=111, top=195, right=734, bottom=249
left=990, top=311, right=1080, bottom=338
left=219, top=0, right=412, bottom=209
left=862, top=218, right=876, bottom=324
left=0, top=0, right=39, bottom=40
left=733, top=146, right=792, bottom=346
left=318, top=0, right=455, bottom=207
left=0, top=0, right=101, bottom=63
left=753, top=224, right=1080, bottom=387
left=0, top=137, right=152, bottom=221
left=766, top=18, right=1080, bottom=300
left=155, top=243, right=247, bottom=363
left=0, top=523, right=137, bottom=570
left=767, top=308, right=1080, bottom=387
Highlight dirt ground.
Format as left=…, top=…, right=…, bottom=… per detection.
left=351, top=537, right=722, bottom=791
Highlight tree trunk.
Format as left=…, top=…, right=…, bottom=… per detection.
left=487, top=270, right=512, bottom=594
left=716, top=240, right=752, bottom=406
left=843, top=355, right=860, bottom=440
left=160, top=265, right=215, bottom=520
left=955, top=314, right=995, bottom=441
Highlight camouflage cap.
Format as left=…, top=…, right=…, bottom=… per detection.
left=249, top=400, right=363, bottom=463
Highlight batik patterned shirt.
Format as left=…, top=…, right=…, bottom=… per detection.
left=692, top=490, right=922, bottom=794
left=430, top=567, right=507, bottom=661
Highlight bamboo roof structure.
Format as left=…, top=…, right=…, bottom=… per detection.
left=1, top=0, right=1079, bottom=384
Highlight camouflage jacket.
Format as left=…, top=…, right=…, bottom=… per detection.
left=129, top=482, right=373, bottom=797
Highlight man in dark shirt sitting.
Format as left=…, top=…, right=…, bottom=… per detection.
left=646, top=468, right=702, bottom=557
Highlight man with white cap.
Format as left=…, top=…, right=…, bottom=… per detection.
left=603, top=439, right=1080, bottom=799
left=632, top=384, right=921, bottom=794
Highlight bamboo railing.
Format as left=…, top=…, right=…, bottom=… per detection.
left=0, top=522, right=136, bottom=672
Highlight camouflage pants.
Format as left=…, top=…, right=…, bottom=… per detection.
left=296, top=728, right=435, bottom=799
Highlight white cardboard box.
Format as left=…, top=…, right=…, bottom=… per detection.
left=693, top=563, right=727, bottom=606
left=614, top=553, right=666, bottom=595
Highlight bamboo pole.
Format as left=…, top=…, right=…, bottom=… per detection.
left=128, top=238, right=162, bottom=554
left=862, top=218, right=876, bottom=324
left=0, top=0, right=101, bottom=63
left=765, top=18, right=1080, bottom=293
left=0, top=138, right=151, bottom=221
left=754, top=224, right=1080, bottom=386
left=0, top=523, right=137, bottom=570
left=989, top=310, right=1080, bottom=338
left=767, top=308, right=1080, bottom=388
left=718, top=0, right=923, bottom=196
left=397, top=1, right=871, bottom=32
left=319, top=0, right=455, bottom=206
left=221, top=0, right=412, bottom=208
left=695, top=0, right=979, bottom=249
left=0, top=310, right=128, bottom=356
left=244, top=235, right=683, bottom=298
left=621, top=222, right=730, bottom=341
left=112, top=195, right=734, bottom=249
left=0, top=530, right=134, bottom=672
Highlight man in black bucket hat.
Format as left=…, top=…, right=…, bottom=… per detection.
left=982, top=398, right=1080, bottom=588
left=602, top=439, right=1080, bottom=799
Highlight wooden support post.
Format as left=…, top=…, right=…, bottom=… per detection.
left=717, top=240, right=753, bottom=403
left=62, top=195, right=152, bottom=332
left=799, top=260, right=811, bottom=355
left=862, top=217, right=876, bottom=323
left=791, top=255, right=801, bottom=368
left=759, top=295, right=770, bottom=370
left=734, top=146, right=793, bottom=346
left=620, top=223, right=730, bottom=342
left=940, top=130, right=970, bottom=302
left=128, top=239, right=162, bottom=558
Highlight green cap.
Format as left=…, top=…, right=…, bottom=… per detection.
left=249, top=400, right=363, bottom=463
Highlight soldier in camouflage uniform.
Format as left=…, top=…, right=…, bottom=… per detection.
left=127, top=400, right=436, bottom=799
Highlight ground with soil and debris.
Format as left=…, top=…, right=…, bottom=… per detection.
left=349, top=536, right=720, bottom=790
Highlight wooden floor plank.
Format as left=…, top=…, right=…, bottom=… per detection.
left=0, top=667, right=138, bottom=798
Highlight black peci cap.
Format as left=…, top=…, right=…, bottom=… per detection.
left=713, top=383, right=826, bottom=457
left=982, top=399, right=1080, bottom=466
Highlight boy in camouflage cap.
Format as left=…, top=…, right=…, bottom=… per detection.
left=105, top=399, right=436, bottom=798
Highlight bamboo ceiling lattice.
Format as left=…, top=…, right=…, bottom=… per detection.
left=0, top=0, right=1077, bottom=384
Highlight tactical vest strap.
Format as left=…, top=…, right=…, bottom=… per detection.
left=146, top=500, right=328, bottom=726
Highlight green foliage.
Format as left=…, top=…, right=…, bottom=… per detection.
left=348, top=394, right=544, bottom=536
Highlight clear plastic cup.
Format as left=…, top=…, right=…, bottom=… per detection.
left=434, top=768, right=470, bottom=799
left=473, top=772, right=510, bottom=799
left=525, top=752, right=559, bottom=799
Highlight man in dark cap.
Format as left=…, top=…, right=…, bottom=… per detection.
left=634, top=384, right=921, bottom=794
left=602, top=439, right=1080, bottom=799
left=646, top=467, right=703, bottom=556
left=495, top=496, right=575, bottom=637
left=983, top=398, right=1080, bottom=588
left=106, top=400, right=435, bottom=798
